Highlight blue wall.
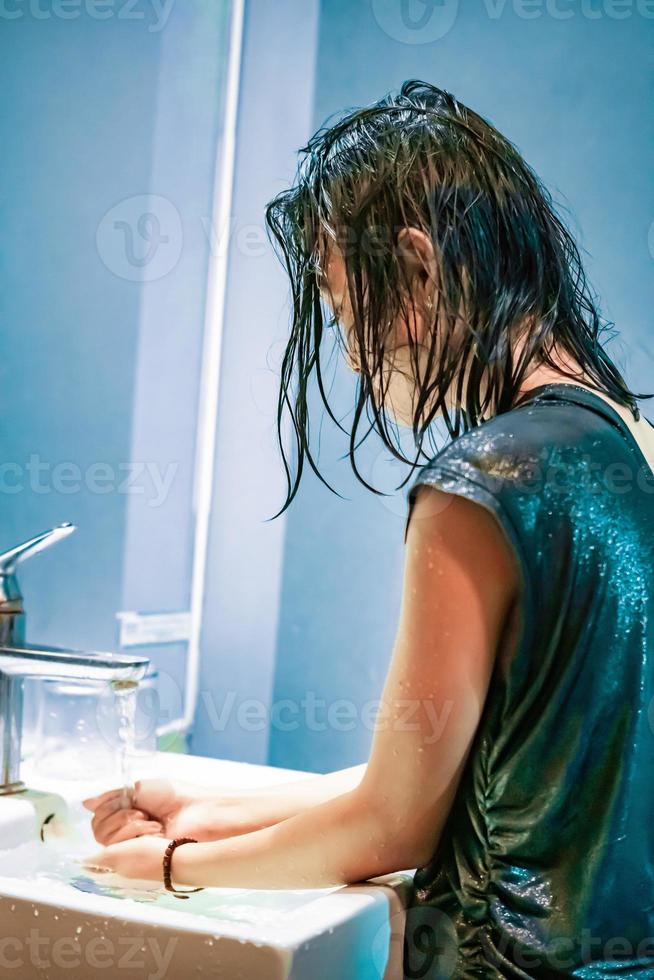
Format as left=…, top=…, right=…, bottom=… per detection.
left=190, top=0, right=322, bottom=763
left=0, top=3, right=231, bottom=728
left=0, top=9, right=156, bottom=648
left=266, top=0, right=654, bottom=772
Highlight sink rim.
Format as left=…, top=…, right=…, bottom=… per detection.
left=0, top=865, right=413, bottom=949
left=0, top=752, right=414, bottom=953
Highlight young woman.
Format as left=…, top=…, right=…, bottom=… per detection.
left=83, top=80, right=654, bottom=976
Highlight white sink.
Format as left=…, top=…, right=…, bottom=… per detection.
left=0, top=752, right=414, bottom=979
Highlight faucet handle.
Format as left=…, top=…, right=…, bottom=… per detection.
left=0, top=522, right=77, bottom=575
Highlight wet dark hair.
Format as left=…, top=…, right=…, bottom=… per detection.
left=264, top=78, right=649, bottom=518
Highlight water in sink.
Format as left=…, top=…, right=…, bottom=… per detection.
left=6, top=683, right=345, bottom=943
left=0, top=806, right=338, bottom=931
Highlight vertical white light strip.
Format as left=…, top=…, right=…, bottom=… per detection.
left=157, top=0, right=245, bottom=738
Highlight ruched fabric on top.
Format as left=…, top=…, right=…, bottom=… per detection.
left=401, top=382, right=654, bottom=979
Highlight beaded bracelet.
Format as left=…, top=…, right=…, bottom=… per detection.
left=162, top=837, right=204, bottom=898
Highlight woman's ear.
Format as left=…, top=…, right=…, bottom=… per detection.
left=395, top=226, right=439, bottom=343
left=396, top=226, right=438, bottom=298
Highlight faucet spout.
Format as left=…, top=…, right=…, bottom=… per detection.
left=0, top=523, right=149, bottom=795
left=0, top=523, right=78, bottom=645
left=0, top=643, right=148, bottom=683
left=0, top=523, right=76, bottom=577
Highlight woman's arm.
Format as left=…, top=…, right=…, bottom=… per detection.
left=84, top=766, right=366, bottom=844
left=217, top=764, right=367, bottom=827
left=236, top=764, right=367, bottom=798
left=85, top=486, right=519, bottom=887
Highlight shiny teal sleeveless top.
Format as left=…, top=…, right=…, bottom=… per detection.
left=402, top=382, right=654, bottom=979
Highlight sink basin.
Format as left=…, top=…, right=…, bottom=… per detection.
left=0, top=752, right=414, bottom=979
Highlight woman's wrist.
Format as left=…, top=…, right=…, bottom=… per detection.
left=194, top=791, right=328, bottom=840
left=180, top=765, right=367, bottom=840
left=183, top=793, right=288, bottom=840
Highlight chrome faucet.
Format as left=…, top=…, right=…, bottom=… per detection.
left=0, top=523, right=149, bottom=795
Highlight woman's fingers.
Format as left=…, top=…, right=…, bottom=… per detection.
left=91, top=807, right=158, bottom=845
left=103, top=820, right=164, bottom=846
left=82, top=788, right=124, bottom=812
left=83, top=779, right=178, bottom=817
left=88, top=794, right=132, bottom=825
left=83, top=782, right=152, bottom=812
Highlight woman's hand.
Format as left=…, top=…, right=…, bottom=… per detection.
left=83, top=766, right=368, bottom=847
left=83, top=835, right=171, bottom=883
left=82, top=779, right=244, bottom=845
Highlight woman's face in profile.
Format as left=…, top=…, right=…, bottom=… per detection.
left=317, top=244, right=436, bottom=428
